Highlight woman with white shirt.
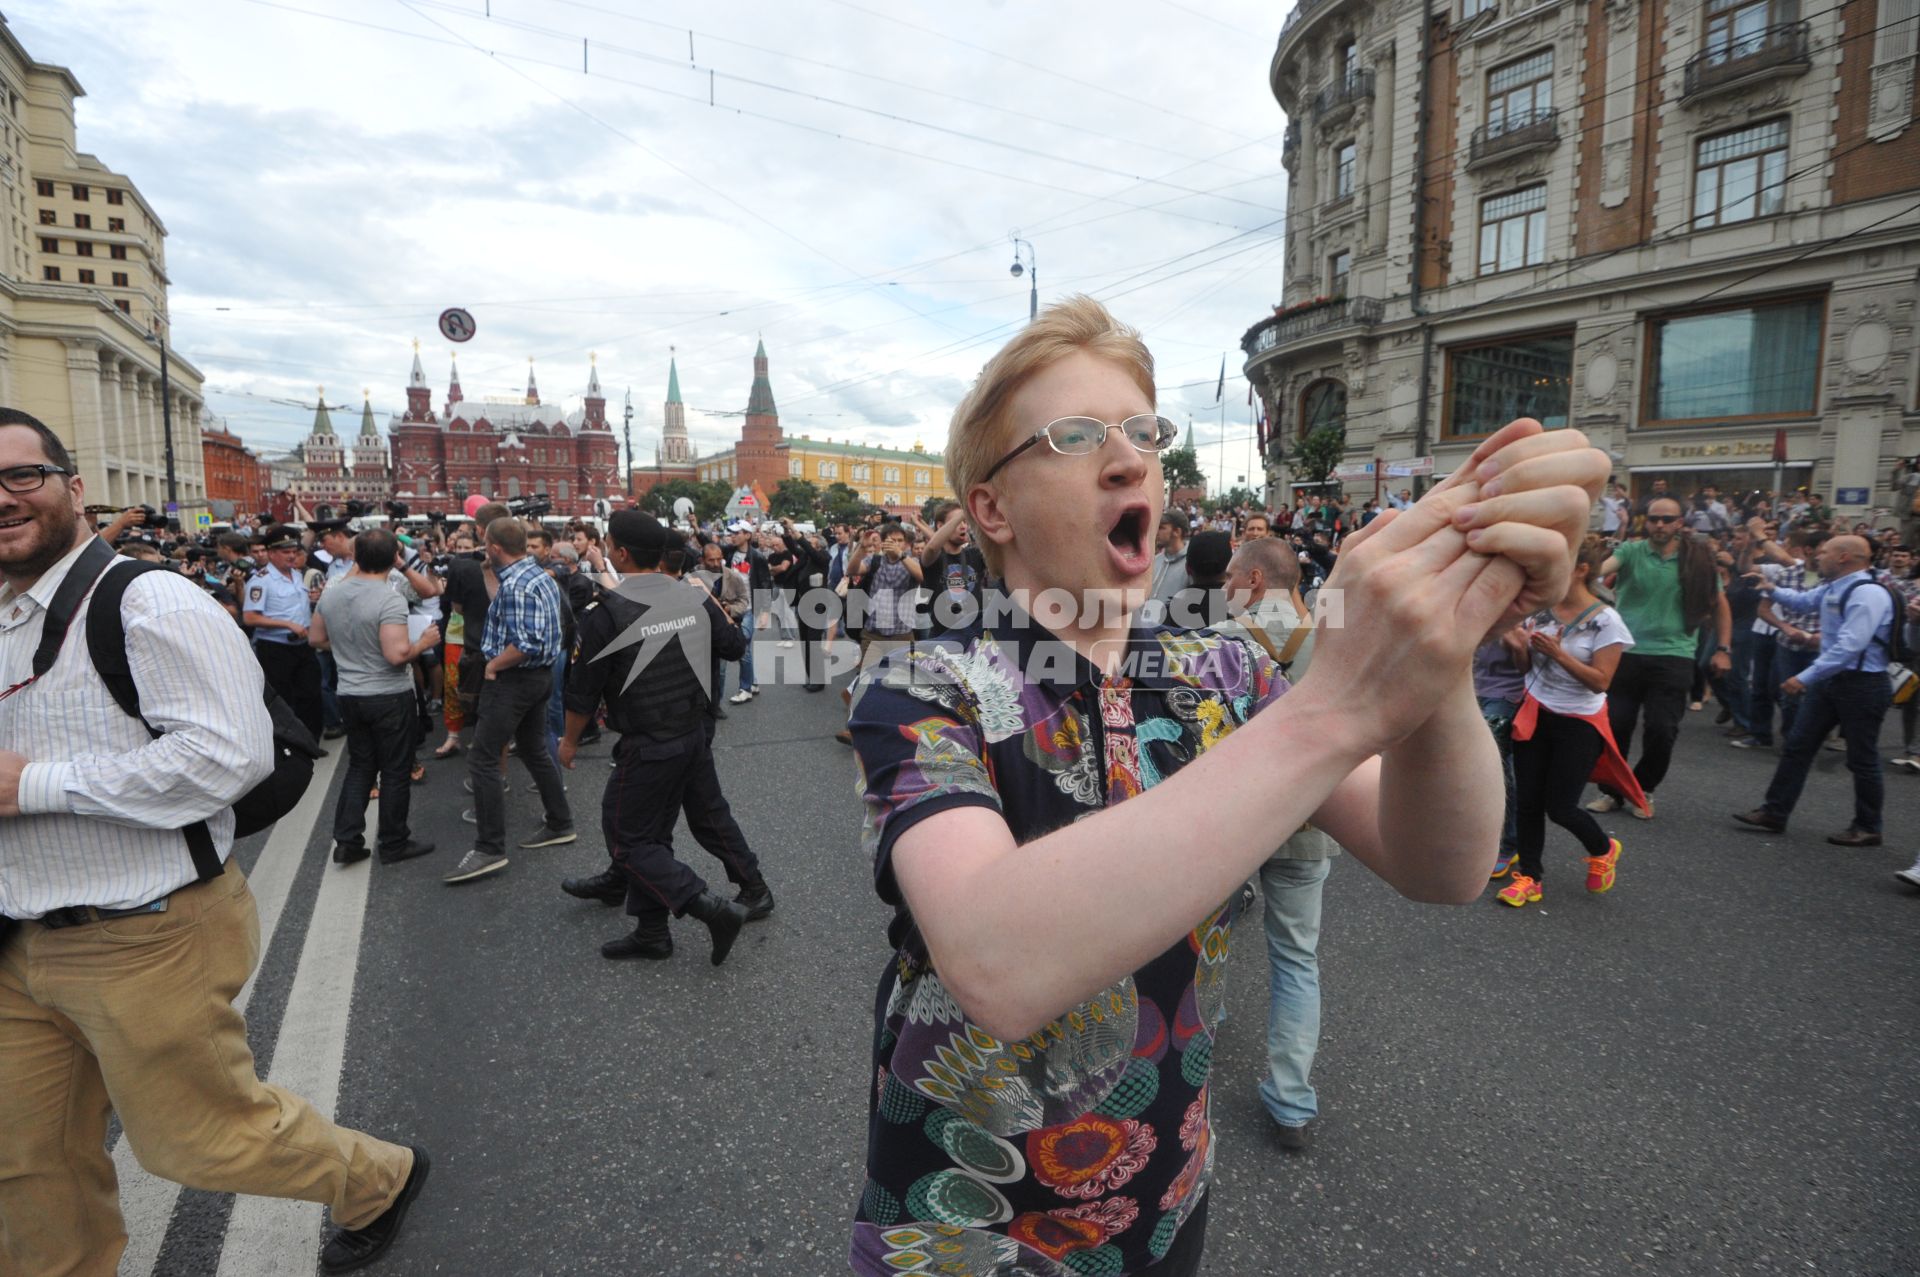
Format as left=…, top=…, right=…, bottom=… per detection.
left=1499, top=536, right=1642, bottom=907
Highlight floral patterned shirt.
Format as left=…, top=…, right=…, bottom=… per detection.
left=848, top=610, right=1285, bottom=1276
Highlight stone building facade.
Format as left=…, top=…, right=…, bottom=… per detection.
left=1246, top=0, right=1919, bottom=513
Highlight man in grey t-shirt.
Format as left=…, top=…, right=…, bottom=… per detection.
left=310, top=529, right=440, bottom=866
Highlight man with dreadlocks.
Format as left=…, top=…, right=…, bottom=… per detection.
left=1584, top=495, right=1731, bottom=820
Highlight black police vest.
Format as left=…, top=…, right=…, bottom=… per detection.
left=593, top=592, right=709, bottom=741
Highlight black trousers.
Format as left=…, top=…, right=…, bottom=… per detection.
left=333, top=691, right=417, bottom=853
left=1513, top=707, right=1610, bottom=879
left=1762, top=670, right=1893, bottom=833
left=1599, top=653, right=1693, bottom=799
left=254, top=640, right=324, bottom=739
left=602, top=727, right=761, bottom=920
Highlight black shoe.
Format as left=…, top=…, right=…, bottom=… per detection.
left=315, top=747, right=331, bottom=758
left=735, top=880, right=775, bottom=921
left=323, top=725, right=348, bottom=741
left=1715, top=708, right=1733, bottom=725
left=1827, top=826, right=1883, bottom=847
left=332, top=843, right=370, bottom=866
left=319, top=1145, right=431, bottom=1272
left=1732, top=808, right=1786, bottom=833
left=378, top=841, right=435, bottom=865
left=1270, top=1120, right=1313, bottom=1153
left=562, top=869, right=626, bottom=906
left=711, top=704, right=729, bottom=719
left=804, top=683, right=825, bottom=693
left=684, top=889, right=749, bottom=966
left=601, top=925, right=672, bottom=960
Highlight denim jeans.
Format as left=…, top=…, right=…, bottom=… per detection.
left=468, top=666, right=574, bottom=857
left=333, top=690, right=417, bottom=853
left=1743, top=629, right=1777, bottom=742
left=1479, top=695, right=1520, bottom=858
left=1762, top=670, right=1893, bottom=832
left=1774, top=644, right=1818, bottom=741
left=1723, top=626, right=1758, bottom=733
left=317, top=649, right=344, bottom=732
left=544, top=648, right=568, bottom=758
left=1257, top=852, right=1331, bottom=1129
left=737, top=606, right=757, bottom=693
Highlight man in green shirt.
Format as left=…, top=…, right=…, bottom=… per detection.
left=1586, top=497, right=1731, bottom=818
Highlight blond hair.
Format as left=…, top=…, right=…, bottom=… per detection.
left=946, top=294, right=1156, bottom=575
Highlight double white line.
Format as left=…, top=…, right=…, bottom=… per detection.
left=116, top=750, right=379, bottom=1277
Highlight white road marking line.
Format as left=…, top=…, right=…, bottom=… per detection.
left=212, top=786, right=379, bottom=1277
left=116, top=748, right=341, bottom=1277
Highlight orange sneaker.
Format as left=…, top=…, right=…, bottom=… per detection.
left=1490, top=852, right=1517, bottom=880
left=1496, top=874, right=1541, bottom=907
left=1586, top=838, right=1621, bottom=893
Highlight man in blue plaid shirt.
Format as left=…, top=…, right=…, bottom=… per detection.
left=446, top=517, right=577, bottom=884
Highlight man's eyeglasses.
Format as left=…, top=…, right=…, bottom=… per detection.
left=0, top=464, right=70, bottom=494
left=1645, top=514, right=1682, bottom=525
left=981, top=415, right=1179, bottom=484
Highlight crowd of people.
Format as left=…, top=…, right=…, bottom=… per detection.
left=5, top=305, right=1918, bottom=1276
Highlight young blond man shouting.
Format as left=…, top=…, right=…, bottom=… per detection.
left=846, top=297, right=1605, bottom=1276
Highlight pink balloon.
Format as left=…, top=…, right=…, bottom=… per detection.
left=463, top=494, right=491, bottom=519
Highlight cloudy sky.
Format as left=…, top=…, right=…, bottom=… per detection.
left=16, top=0, right=1290, bottom=492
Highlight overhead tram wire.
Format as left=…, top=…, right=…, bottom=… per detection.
left=502, top=0, right=1279, bottom=180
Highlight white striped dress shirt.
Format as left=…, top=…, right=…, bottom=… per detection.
left=0, top=535, right=274, bottom=919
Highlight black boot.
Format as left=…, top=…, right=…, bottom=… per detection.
left=734, top=879, right=775, bottom=922
left=683, top=889, right=749, bottom=966
left=601, top=917, right=672, bottom=960
left=561, top=869, right=625, bottom=905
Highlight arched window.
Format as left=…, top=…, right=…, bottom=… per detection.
left=1298, top=379, right=1346, bottom=440
left=507, top=477, right=521, bottom=498
left=558, top=480, right=569, bottom=503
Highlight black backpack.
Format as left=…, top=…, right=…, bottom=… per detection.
left=31, top=537, right=322, bottom=881
left=1837, top=577, right=1912, bottom=668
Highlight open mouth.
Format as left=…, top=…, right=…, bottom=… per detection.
left=1105, top=503, right=1152, bottom=572
left=0, top=515, right=31, bottom=533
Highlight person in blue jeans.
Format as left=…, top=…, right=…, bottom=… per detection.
left=1475, top=631, right=1526, bottom=877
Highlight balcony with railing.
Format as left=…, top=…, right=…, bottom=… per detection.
left=1312, top=69, right=1375, bottom=120
left=1467, top=107, right=1561, bottom=169
left=1682, top=22, right=1811, bottom=102
left=1241, top=295, right=1385, bottom=360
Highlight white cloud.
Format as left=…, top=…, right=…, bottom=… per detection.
left=14, top=0, right=1288, bottom=487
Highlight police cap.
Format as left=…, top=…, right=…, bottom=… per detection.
left=607, top=509, right=668, bottom=558
left=262, top=524, right=302, bottom=550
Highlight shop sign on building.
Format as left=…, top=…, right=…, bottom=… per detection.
left=1658, top=441, right=1778, bottom=460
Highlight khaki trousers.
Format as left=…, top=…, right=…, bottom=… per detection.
left=0, top=862, right=411, bottom=1277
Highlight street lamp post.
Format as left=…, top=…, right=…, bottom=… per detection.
left=1008, top=236, right=1037, bottom=322
left=623, top=387, right=634, bottom=500
left=144, top=316, right=178, bottom=509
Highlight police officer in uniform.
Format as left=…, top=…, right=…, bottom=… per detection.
left=243, top=523, right=325, bottom=738
left=557, top=511, right=769, bottom=964
left=309, top=517, right=354, bottom=739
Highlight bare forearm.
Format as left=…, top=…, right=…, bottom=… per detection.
left=1374, top=675, right=1502, bottom=898
left=900, top=688, right=1371, bottom=1041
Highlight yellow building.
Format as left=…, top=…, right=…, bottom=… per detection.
left=697, top=437, right=947, bottom=512
left=0, top=15, right=205, bottom=510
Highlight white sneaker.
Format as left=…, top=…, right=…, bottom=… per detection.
left=778, top=639, right=795, bottom=648
left=1630, top=797, right=1655, bottom=821
left=729, top=688, right=755, bottom=704
left=1584, top=794, right=1621, bottom=813
left=1895, top=859, right=1920, bottom=890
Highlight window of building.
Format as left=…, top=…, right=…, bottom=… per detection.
left=1647, top=296, right=1821, bottom=422
left=557, top=480, right=569, bottom=503
left=883, top=465, right=902, bottom=483
left=820, top=461, right=838, bottom=478
left=1693, top=119, right=1787, bottom=229
left=1298, top=379, right=1346, bottom=441
left=106, top=188, right=125, bottom=206
left=1334, top=142, right=1356, bottom=198
left=33, top=179, right=51, bottom=196
left=38, top=236, right=56, bottom=253
left=77, top=269, right=94, bottom=284
left=73, top=213, right=90, bottom=229
left=790, top=458, right=804, bottom=476
left=1329, top=250, right=1351, bottom=297
left=71, top=184, right=88, bottom=201
left=1478, top=184, right=1548, bottom=274
left=36, top=208, right=52, bottom=225
left=108, top=216, right=125, bottom=232
left=914, top=469, right=930, bottom=485
left=112, top=271, right=128, bottom=286
left=1337, top=39, right=1358, bottom=84
left=1877, top=0, right=1919, bottom=63
left=1487, top=49, right=1553, bottom=136
left=75, top=241, right=93, bottom=257
left=1704, top=0, right=1784, bottom=62
left=114, top=299, right=130, bottom=313
left=42, top=265, right=59, bottom=281
left=884, top=493, right=899, bottom=507
left=110, top=244, right=127, bottom=260
left=852, top=463, right=870, bottom=481
left=1445, top=334, right=1573, bottom=436
left=507, top=477, right=522, bottom=498
left=1462, top=0, right=1497, bottom=17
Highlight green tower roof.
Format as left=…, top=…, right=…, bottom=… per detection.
left=667, top=357, right=682, bottom=405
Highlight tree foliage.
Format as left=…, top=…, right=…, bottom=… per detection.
left=1160, top=444, right=1206, bottom=495
left=769, top=479, right=820, bottom=519
left=821, top=482, right=868, bottom=524
left=642, top=478, right=731, bottom=521
left=1292, top=425, right=1348, bottom=489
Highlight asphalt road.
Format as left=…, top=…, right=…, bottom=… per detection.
left=128, top=655, right=1919, bottom=1276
